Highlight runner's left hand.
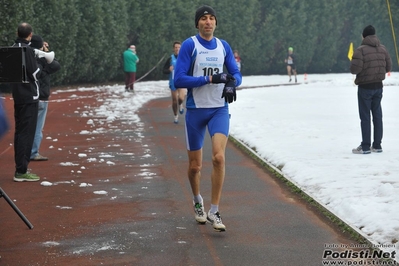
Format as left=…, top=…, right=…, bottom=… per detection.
left=221, top=79, right=236, bottom=103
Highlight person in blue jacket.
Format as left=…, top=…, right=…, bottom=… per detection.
left=163, top=41, right=187, bottom=124
left=174, top=5, right=242, bottom=232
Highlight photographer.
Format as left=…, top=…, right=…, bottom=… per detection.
left=29, top=34, right=61, bottom=161
left=10, top=23, right=41, bottom=181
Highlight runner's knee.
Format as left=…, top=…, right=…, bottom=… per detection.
left=189, top=165, right=201, bottom=175
left=212, top=152, right=225, bottom=167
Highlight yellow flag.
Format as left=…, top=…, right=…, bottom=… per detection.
left=348, top=42, right=354, bottom=61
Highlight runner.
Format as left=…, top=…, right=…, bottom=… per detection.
left=162, top=41, right=187, bottom=124
left=284, top=47, right=297, bottom=83
left=174, top=5, right=242, bottom=231
left=234, top=50, right=241, bottom=71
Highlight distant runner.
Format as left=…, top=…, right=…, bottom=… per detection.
left=162, top=41, right=187, bottom=124
left=284, top=47, right=297, bottom=83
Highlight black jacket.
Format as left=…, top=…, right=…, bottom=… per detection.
left=10, top=38, right=41, bottom=104
left=36, top=57, right=61, bottom=101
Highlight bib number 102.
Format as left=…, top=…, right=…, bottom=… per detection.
left=202, top=67, right=220, bottom=76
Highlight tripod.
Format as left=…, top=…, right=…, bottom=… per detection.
left=0, top=187, right=33, bottom=229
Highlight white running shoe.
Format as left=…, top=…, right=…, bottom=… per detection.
left=179, top=104, right=184, bottom=114
left=207, top=211, right=226, bottom=232
left=173, top=115, right=178, bottom=124
left=193, top=201, right=207, bottom=224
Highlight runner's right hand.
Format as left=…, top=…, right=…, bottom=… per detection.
left=211, top=73, right=234, bottom=84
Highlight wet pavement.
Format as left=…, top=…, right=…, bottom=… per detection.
left=0, top=86, right=361, bottom=266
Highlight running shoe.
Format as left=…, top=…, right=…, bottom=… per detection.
left=193, top=201, right=207, bottom=224
left=207, top=211, right=226, bottom=232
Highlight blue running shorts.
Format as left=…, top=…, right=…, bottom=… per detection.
left=185, top=106, right=230, bottom=151
left=169, top=83, right=177, bottom=91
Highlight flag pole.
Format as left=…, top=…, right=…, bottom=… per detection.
left=386, top=0, right=399, bottom=67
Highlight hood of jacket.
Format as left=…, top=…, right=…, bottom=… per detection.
left=361, top=35, right=381, bottom=47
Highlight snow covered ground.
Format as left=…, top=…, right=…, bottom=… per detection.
left=231, top=73, right=399, bottom=258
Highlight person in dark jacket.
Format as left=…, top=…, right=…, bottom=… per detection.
left=350, top=25, right=392, bottom=154
left=29, top=34, right=61, bottom=161
left=10, top=23, right=41, bottom=181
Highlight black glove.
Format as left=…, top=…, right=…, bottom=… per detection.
left=221, top=79, right=236, bottom=103
left=212, top=73, right=234, bottom=84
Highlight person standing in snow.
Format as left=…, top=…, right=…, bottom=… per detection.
left=350, top=25, right=392, bottom=154
left=174, top=5, right=242, bottom=232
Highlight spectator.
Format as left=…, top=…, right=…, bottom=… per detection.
left=10, top=22, right=41, bottom=182
left=350, top=25, right=392, bottom=154
left=123, top=45, right=139, bottom=92
left=29, top=34, right=61, bottom=161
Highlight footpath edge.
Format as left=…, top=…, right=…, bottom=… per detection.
left=228, top=135, right=379, bottom=249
